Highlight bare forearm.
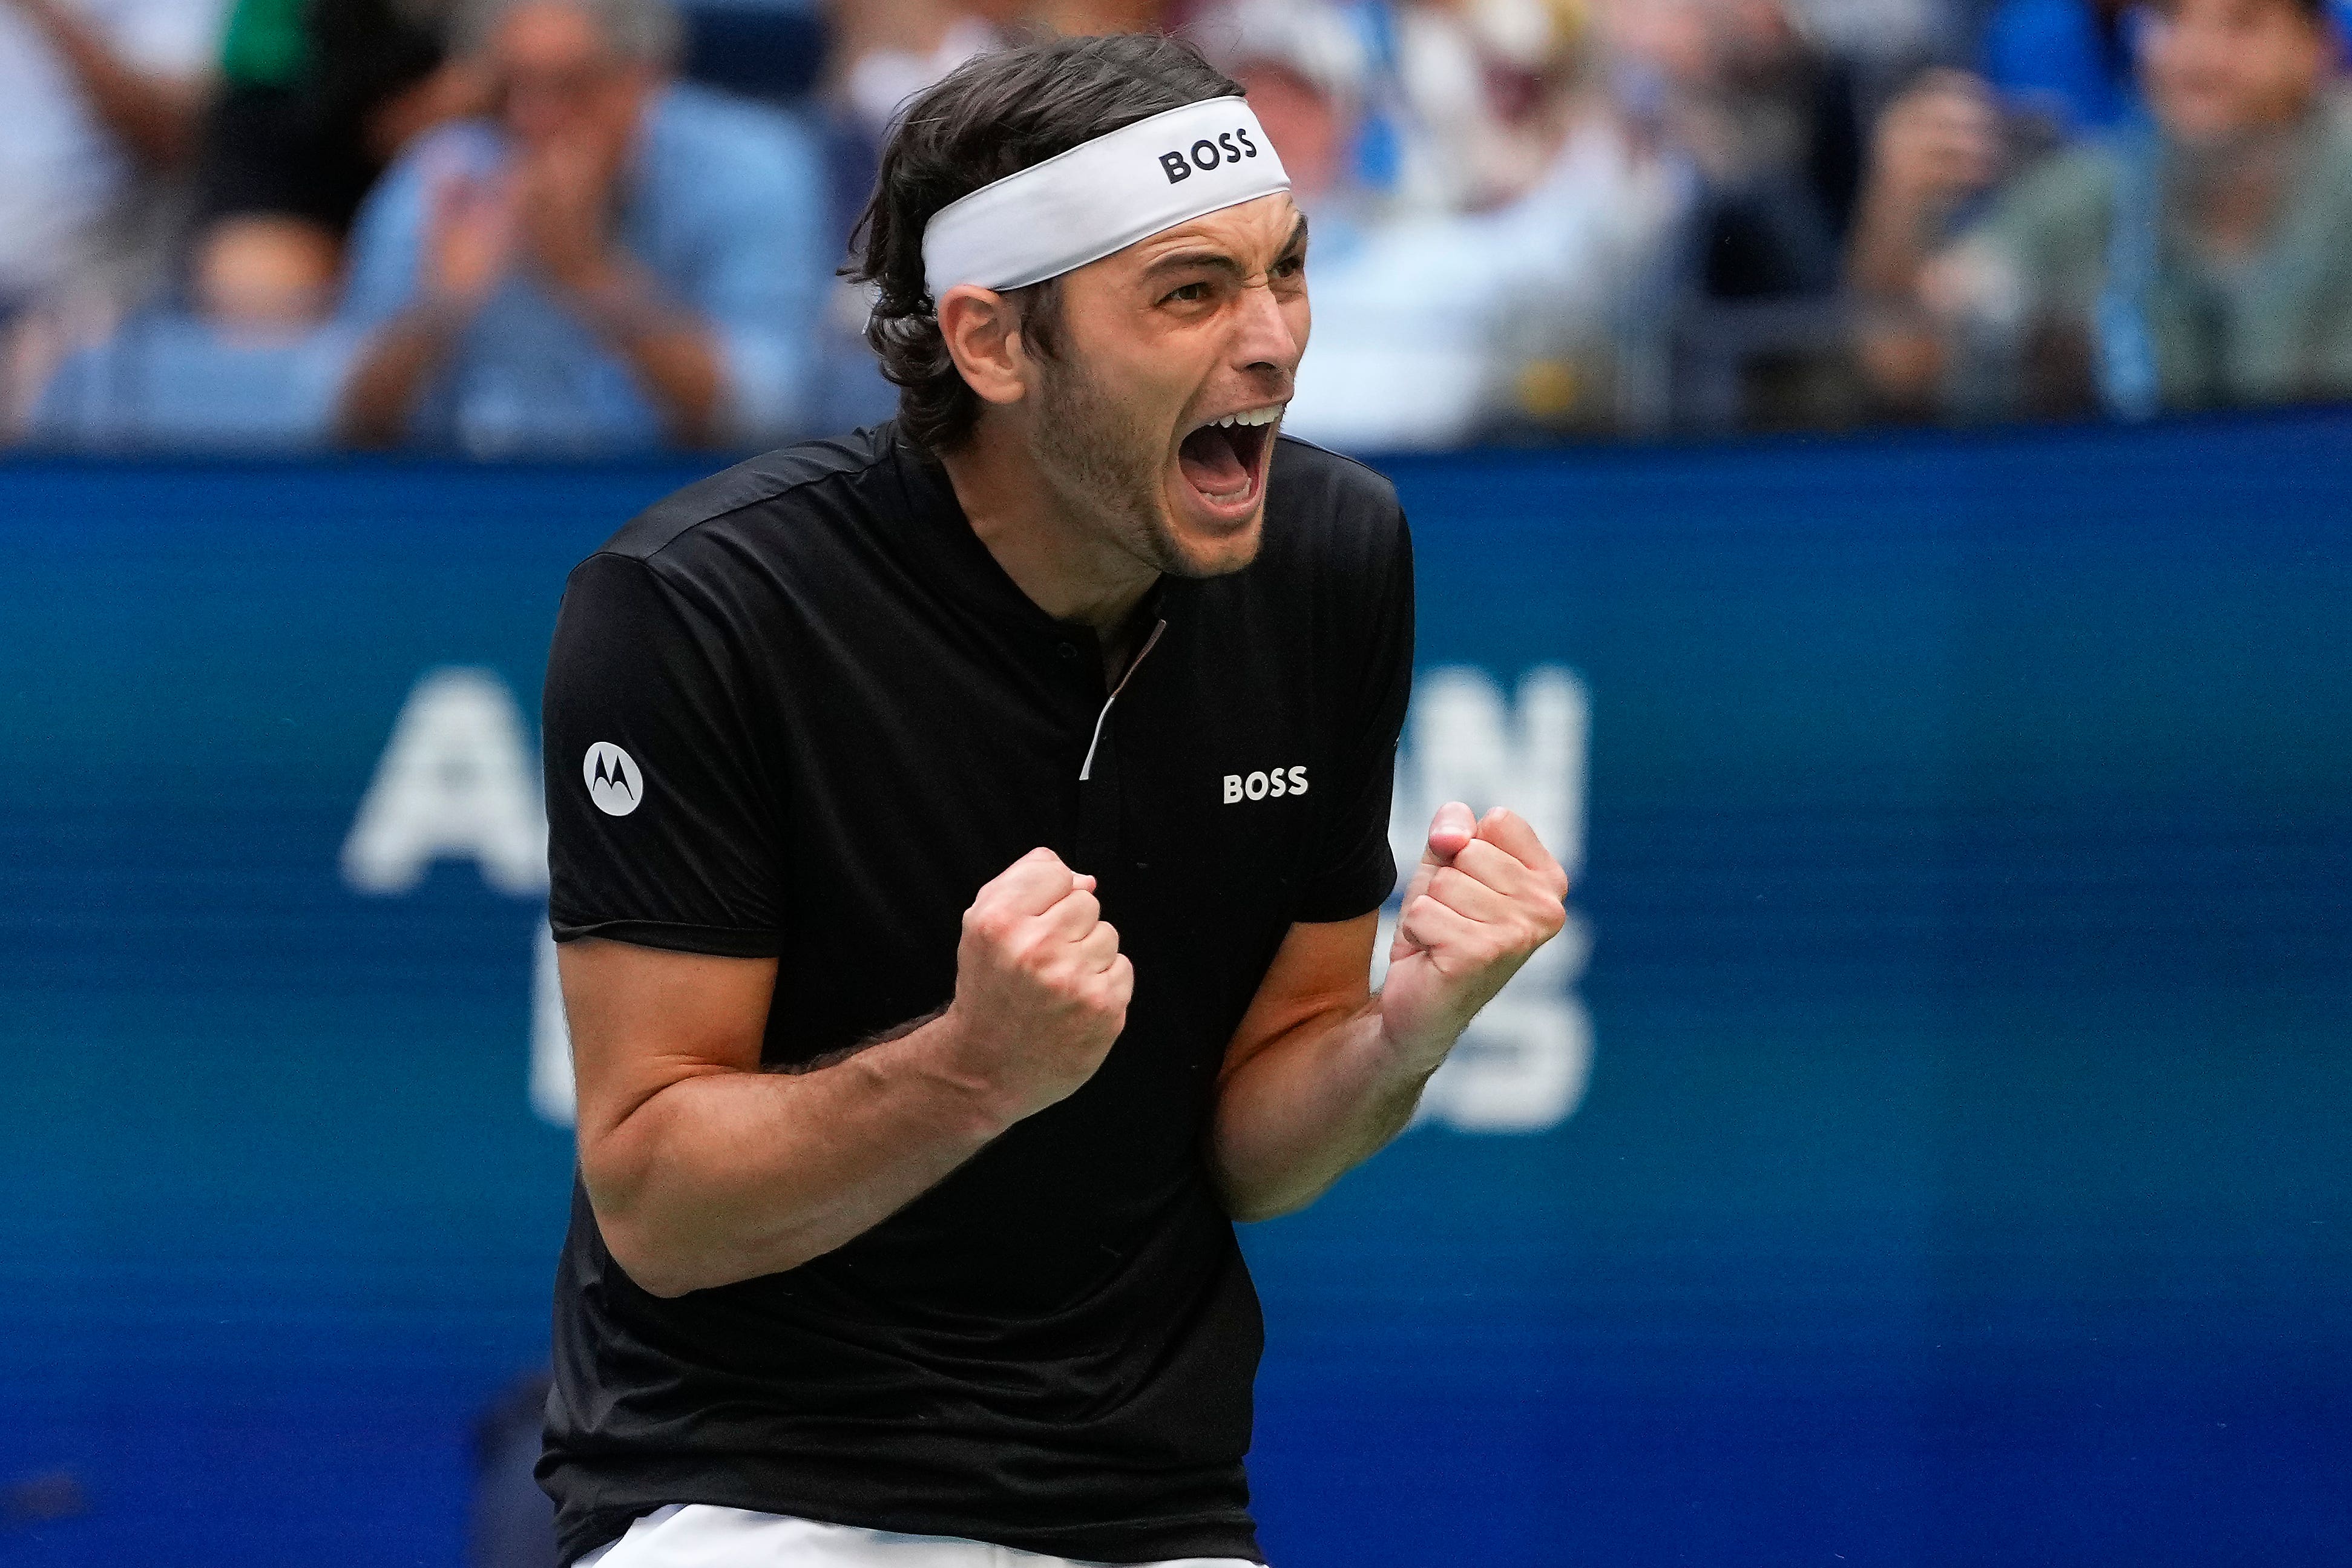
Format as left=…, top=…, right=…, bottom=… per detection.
left=337, top=304, right=464, bottom=446
left=1209, top=1002, right=1440, bottom=1222
left=564, top=261, right=724, bottom=444
left=1849, top=185, right=1941, bottom=301
left=1848, top=189, right=1956, bottom=404
left=613, top=324, right=723, bottom=444
left=586, top=1011, right=1016, bottom=1296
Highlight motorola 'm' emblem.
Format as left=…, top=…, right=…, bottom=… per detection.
left=583, top=743, right=643, bottom=818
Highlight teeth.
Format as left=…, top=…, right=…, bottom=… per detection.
left=1206, top=404, right=1286, bottom=431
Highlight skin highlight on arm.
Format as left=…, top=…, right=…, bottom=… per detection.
left=563, top=846, right=1131, bottom=1298
left=1207, top=913, right=1408, bottom=1222
left=562, top=940, right=1016, bottom=1297
left=1210, top=804, right=1571, bottom=1222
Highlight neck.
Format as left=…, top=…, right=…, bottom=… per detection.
left=938, top=418, right=1162, bottom=634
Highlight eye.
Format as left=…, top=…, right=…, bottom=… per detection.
left=1272, top=254, right=1306, bottom=279
left=1163, top=281, right=1211, bottom=304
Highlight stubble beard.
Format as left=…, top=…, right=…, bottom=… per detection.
left=1031, top=348, right=1203, bottom=580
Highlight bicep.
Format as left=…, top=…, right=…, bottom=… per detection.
left=1218, top=913, right=1378, bottom=1088
left=560, top=937, right=777, bottom=1183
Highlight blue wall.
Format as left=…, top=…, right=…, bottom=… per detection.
left=4, top=412, right=2348, bottom=1566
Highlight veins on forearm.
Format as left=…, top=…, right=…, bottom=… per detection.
left=766, top=1006, right=948, bottom=1077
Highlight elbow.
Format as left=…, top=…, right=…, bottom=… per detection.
left=618, top=1253, right=720, bottom=1301
left=606, top=1233, right=701, bottom=1299
left=583, top=1156, right=829, bottom=1298
left=603, top=1221, right=832, bottom=1299
left=580, top=1141, right=710, bottom=1299
left=1211, top=1168, right=1322, bottom=1225
left=594, top=1204, right=764, bottom=1299
left=583, top=1179, right=702, bottom=1299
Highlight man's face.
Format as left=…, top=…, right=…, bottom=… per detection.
left=2143, top=0, right=2331, bottom=148
left=1018, top=192, right=1310, bottom=582
left=488, top=1, right=650, bottom=160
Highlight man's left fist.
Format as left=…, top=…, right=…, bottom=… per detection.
left=1378, top=801, right=1569, bottom=1069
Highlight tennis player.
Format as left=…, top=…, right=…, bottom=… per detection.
left=538, top=32, right=1569, bottom=1568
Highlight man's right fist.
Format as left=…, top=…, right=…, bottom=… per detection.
left=943, top=847, right=1132, bottom=1120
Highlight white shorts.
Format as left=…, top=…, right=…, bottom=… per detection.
left=576, top=1504, right=1266, bottom=1568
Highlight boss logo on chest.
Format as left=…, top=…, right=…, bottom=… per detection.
left=1223, top=766, right=1308, bottom=804
left=1158, top=128, right=1260, bottom=183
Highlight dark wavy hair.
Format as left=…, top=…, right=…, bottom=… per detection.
left=846, top=34, right=1243, bottom=456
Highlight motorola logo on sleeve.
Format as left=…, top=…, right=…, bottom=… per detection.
left=583, top=742, right=643, bottom=817
left=1158, top=125, right=1261, bottom=183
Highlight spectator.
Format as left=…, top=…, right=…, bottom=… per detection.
left=1202, top=0, right=1680, bottom=446
left=0, top=0, right=229, bottom=425
left=826, top=0, right=1011, bottom=156
left=814, top=0, right=1022, bottom=431
left=1591, top=0, right=1896, bottom=429
left=1372, top=0, right=1611, bottom=216
left=335, top=0, right=826, bottom=453
left=1854, top=0, right=2352, bottom=419
left=1599, top=0, right=1870, bottom=304
left=190, top=0, right=486, bottom=330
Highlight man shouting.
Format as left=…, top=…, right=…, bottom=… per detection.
left=539, top=31, right=1571, bottom=1568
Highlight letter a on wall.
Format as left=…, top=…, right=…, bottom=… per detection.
left=341, top=668, right=548, bottom=896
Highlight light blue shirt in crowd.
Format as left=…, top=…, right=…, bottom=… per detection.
left=340, top=82, right=827, bottom=454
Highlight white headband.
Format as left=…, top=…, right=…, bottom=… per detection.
left=921, top=97, right=1291, bottom=298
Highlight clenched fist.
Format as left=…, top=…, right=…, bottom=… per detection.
left=1380, top=802, right=1569, bottom=1069
left=942, top=847, right=1134, bottom=1120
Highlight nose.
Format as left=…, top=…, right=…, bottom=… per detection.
left=1232, top=272, right=1304, bottom=392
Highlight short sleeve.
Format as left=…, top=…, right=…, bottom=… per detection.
left=543, top=551, right=786, bottom=956
left=1293, top=504, right=1415, bottom=924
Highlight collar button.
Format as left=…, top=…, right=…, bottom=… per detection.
left=1056, top=643, right=1079, bottom=660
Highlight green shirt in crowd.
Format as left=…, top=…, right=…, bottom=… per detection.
left=1972, top=94, right=2352, bottom=412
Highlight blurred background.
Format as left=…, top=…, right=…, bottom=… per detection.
left=3, top=0, right=2350, bottom=1565
left=15, top=0, right=2352, bottom=448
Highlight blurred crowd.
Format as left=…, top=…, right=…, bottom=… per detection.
left=7, top=0, right=2352, bottom=453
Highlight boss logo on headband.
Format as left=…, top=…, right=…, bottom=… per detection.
left=1158, top=128, right=1260, bottom=184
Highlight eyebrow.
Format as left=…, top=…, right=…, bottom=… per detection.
left=1140, top=215, right=1311, bottom=283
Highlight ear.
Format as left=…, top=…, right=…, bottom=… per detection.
left=937, top=284, right=1031, bottom=409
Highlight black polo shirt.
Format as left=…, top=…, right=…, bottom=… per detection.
left=537, top=422, right=1414, bottom=1566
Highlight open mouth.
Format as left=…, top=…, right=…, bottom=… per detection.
left=1176, top=405, right=1283, bottom=513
